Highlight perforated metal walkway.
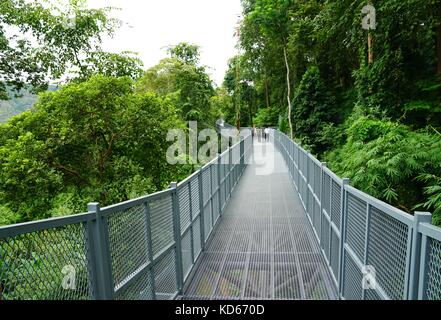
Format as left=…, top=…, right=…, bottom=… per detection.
left=182, top=140, right=338, bottom=300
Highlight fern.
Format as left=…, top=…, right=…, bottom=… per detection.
left=326, top=117, right=441, bottom=225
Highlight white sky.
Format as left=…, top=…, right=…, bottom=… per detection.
left=87, top=0, right=243, bottom=86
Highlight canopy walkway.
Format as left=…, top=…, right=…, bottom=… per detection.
left=0, top=130, right=440, bottom=300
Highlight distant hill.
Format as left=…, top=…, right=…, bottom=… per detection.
left=0, top=86, right=57, bottom=123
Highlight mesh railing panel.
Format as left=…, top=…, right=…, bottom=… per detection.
left=178, top=184, right=191, bottom=233
left=153, top=249, right=177, bottom=299
left=0, top=223, right=91, bottom=300
left=425, top=238, right=441, bottom=300
left=330, top=180, right=341, bottom=229
left=190, top=177, right=200, bottom=216
left=107, top=204, right=150, bottom=288
left=204, top=201, right=213, bottom=241
left=150, top=194, right=174, bottom=256
left=330, top=229, right=340, bottom=279
left=220, top=179, right=226, bottom=210
left=114, top=268, right=153, bottom=300
left=233, top=144, right=240, bottom=164
left=313, top=198, right=320, bottom=233
left=213, top=192, right=220, bottom=222
left=366, top=207, right=409, bottom=300
left=193, top=217, right=202, bottom=259
left=345, top=192, right=367, bottom=261
left=307, top=191, right=313, bottom=220
left=314, top=162, right=321, bottom=199
left=322, top=173, right=331, bottom=215
left=364, top=288, right=382, bottom=300
left=321, top=217, right=330, bottom=260
left=202, top=168, right=211, bottom=205
left=343, top=253, right=363, bottom=300
left=211, top=165, right=218, bottom=194
left=181, top=230, right=193, bottom=279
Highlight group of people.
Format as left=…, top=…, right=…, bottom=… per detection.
left=252, top=126, right=270, bottom=142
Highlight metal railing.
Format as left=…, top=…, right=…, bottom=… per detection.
left=273, top=130, right=441, bottom=300
left=0, top=134, right=252, bottom=300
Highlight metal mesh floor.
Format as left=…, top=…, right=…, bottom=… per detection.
left=182, top=141, right=338, bottom=300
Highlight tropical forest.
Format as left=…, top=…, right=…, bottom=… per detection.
left=1, top=0, right=441, bottom=303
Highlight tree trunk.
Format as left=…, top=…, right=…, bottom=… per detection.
left=264, top=72, right=270, bottom=109
left=368, top=32, right=374, bottom=64
left=283, top=46, right=293, bottom=139
left=235, top=59, right=241, bottom=130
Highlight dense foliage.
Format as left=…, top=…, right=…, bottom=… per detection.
left=137, top=43, right=218, bottom=128
left=0, top=0, right=118, bottom=99
left=228, top=0, right=441, bottom=225
left=0, top=75, right=195, bottom=222
left=0, top=1, right=220, bottom=225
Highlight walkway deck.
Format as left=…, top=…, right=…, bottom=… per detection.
left=182, top=140, right=338, bottom=300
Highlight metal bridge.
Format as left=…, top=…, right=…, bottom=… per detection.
left=0, top=130, right=440, bottom=300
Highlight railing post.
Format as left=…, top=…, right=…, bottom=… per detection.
left=198, top=170, right=206, bottom=250
left=361, top=203, right=372, bottom=300
left=188, top=182, right=195, bottom=265
left=170, top=182, right=184, bottom=294
left=209, top=164, right=215, bottom=229
left=296, top=146, right=300, bottom=190
left=85, top=202, right=114, bottom=300
left=217, top=153, right=222, bottom=217
left=240, top=136, right=244, bottom=170
left=337, top=178, right=350, bottom=298
left=228, top=146, right=232, bottom=197
left=143, top=201, right=157, bottom=299
left=408, top=211, right=432, bottom=299
left=319, top=162, right=327, bottom=247
left=418, top=233, right=431, bottom=300
left=306, top=152, right=311, bottom=217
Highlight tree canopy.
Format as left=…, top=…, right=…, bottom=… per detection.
left=230, top=0, right=441, bottom=224
left=0, top=0, right=118, bottom=99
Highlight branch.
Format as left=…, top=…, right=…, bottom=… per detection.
left=52, top=162, right=87, bottom=183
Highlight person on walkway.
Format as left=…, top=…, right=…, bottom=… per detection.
left=264, top=127, right=269, bottom=142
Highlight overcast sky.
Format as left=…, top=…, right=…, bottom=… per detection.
left=87, top=0, right=242, bottom=86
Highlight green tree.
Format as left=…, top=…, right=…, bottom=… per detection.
left=167, top=42, right=201, bottom=65
left=0, top=75, right=190, bottom=222
left=242, top=0, right=295, bottom=137
left=75, top=51, right=144, bottom=81
left=137, top=43, right=216, bottom=128
left=0, top=0, right=118, bottom=99
left=293, top=66, right=337, bottom=154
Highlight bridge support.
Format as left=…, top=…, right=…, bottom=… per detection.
left=86, top=202, right=114, bottom=300
left=170, top=182, right=184, bottom=295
